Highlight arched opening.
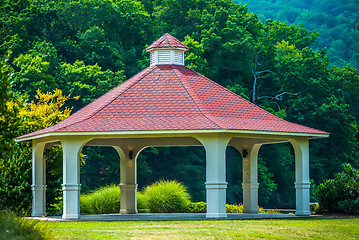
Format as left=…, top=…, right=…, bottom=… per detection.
left=80, top=146, right=121, bottom=193
left=257, top=143, right=295, bottom=209
left=226, top=146, right=243, bottom=205
left=137, top=146, right=206, bottom=202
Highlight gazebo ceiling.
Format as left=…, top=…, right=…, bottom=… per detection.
left=16, top=34, right=328, bottom=141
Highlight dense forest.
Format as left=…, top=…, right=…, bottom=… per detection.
left=238, top=0, right=359, bottom=68
left=0, top=0, right=358, bottom=214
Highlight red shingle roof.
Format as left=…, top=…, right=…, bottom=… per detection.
left=146, top=33, right=189, bottom=51
left=17, top=64, right=328, bottom=140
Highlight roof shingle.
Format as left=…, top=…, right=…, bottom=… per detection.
left=17, top=64, right=328, bottom=140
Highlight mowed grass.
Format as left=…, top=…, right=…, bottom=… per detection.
left=41, top=218, right=359, bottom=239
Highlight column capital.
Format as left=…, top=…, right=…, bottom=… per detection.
left=242, top=183, right=259, bottom=189
left=119, top=184, right=138, bottom=190
left=205, top=182, right=228, bottom=189
left=31, top=184, right=47, bottom=191
left=294, top=182, right=311, bottom=189
left=62, top=184, right=81, bottom=191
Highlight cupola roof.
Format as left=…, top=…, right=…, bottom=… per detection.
left=146, top=33, right=189, bottom=51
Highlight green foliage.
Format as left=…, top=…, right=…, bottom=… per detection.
left=79, top=195, right=91, bottom=215
left=225, top=204, right=280, bottom=213
left=0, top=146, right=32, bottom=215
left=137, top=192, right=149, bottom=213
left=226, top=203, right=244, bottom=213
left=0, top=53, right=24, bottom=158
left=0, top=210, right=54, bottom=240
left=80, top=185, right=121, bottom=214
left=143, top=180, right=191, bottom=213
left=316, top=163, right=359, bottom=215
left=0, top=88, right=73, bottom=215
left=239, top=0, right=359, bottom=67
left=185, top=202, right=207, bottom=213
left=310, top=203, right=321, bottom=215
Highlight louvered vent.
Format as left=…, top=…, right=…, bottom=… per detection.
left=157, top=51, right=171, bottom=65
left=150, top=52, right=156, bottom=66
left=149, top=49, right=185, bottom=66
left=174, top=51, right=184, bottom=65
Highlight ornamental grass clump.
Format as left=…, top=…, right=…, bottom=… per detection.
left=80, top=185, right=121, bottom=214
left=137, top=192, right=149, bottom=212
left=143, top=180, right=191, bottom=213
left=80, top=194, right=93, bottom=214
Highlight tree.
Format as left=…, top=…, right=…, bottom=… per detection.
left=0, top=53, right=24, bottom=160
left=0, top=89, right=75, bottom=215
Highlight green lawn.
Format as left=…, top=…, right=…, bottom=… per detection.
left=41, top=218, right=359, bottom=239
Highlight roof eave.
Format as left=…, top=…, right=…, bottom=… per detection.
left=15, top=129, right=330, bottom=143
left=146, top=47, right=188, bottom=52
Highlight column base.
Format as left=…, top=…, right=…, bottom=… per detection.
left=120, top=209, right=138, bottom=214
left=31, top=184, right=47, bottom=217
left=243, top=209, right=259, bottom=213
left=295, top=182, right=311, bottom=216
left=295, top=211, right=311, bottom=216
left=120, top=184, right=138, bottom=214
left=242, top=183, right=259, bottom=213
left=205, top=182, right=227, bottom=218
left=206, top=213, right=227, bottom=218
left=62, top=214, right=81, bottom=220
left=62, top=184, right=81, bottom=220
left=31, top=212, right=46, bottom=217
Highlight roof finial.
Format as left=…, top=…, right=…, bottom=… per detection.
left=146, top=33, right=189, bottom=66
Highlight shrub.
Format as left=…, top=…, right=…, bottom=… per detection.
left=310, top=203, right=321, bottom=215
left=316, top=163, right=359, bottom=215
left=185, top=202, right=207, bottom=213
left=80, top=185, right=121, bottom=214
left=226, top=203, right=243, bottom=213
left=0, top=210, right=54, bottom=240
left=258, top=207, right=280, bottom=214
left=225, top=204, right=280, bottom=214
left=143, top=180, right=191, bottom=213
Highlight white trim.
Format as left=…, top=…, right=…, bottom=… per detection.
left=16, top=129, right=329, bottom=142
left=147, top=47, right=188, bottom=52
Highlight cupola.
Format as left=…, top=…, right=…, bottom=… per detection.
left=145, top=33, right=189, bottom=66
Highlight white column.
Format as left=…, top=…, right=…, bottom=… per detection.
left=197, top=134, right=231, bottom=218
left=290, top=138, right=311, bottom=216
left=31, top=141, right=47, bottom=217
left=114, top=146, right=139, bottom=214
left=242, top=144, right=261, bottom=213
left=61, top=138, right=85, bottom=220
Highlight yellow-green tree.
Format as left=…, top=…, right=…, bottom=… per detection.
left=0, top=86, right=74, bottom=215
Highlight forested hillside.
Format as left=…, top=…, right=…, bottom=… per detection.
left=238, top=0, right=359, bottom=68
left=1, top=0, right=358, bottom=214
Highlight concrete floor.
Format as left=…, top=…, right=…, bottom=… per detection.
left=28, top=213, right=320, bottom=221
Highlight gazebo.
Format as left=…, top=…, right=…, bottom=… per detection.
left=16, top=33, right=329, bottom=220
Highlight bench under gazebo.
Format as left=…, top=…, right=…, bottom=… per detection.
left=16, top=33, right=329, bottom=220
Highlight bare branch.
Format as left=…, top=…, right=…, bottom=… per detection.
left=258, top=92, right=301, bottom=101
left=256, top=70, right=277, bottom=75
